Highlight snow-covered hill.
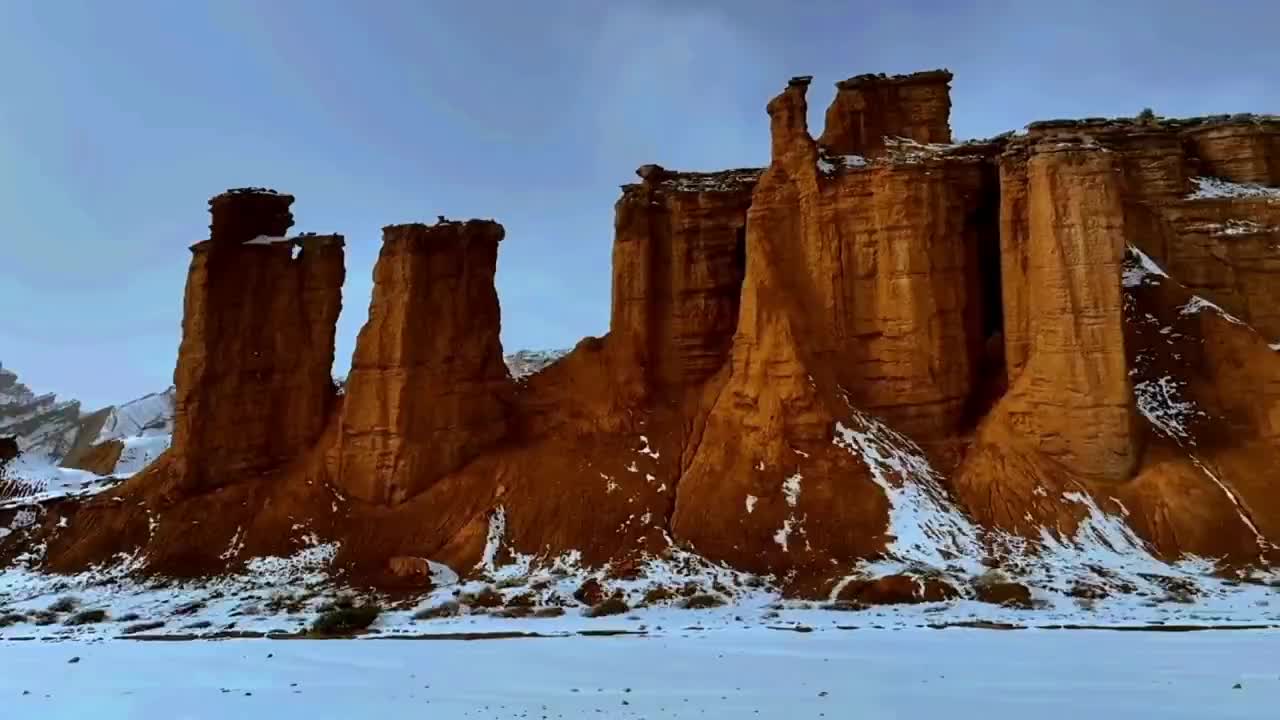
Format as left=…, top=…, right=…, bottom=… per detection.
left=0, top=363, right=81, bottom=463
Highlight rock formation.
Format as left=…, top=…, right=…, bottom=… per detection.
left=612, top=166, right=758, bottom=394
left=335, top=220, right=512, bottom=504
left=0, top=362, right=81, bottom=462
left=818, top=70, right=953, bottom=157
left=13, top=69, right=1280, bottom=602
left=168, top=189, right=344, bottom=493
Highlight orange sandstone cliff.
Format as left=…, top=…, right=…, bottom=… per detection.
left=14, top=70, right=1280, bottom=601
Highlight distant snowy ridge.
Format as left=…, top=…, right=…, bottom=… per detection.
left=505, top=348, right=570, bottom=380
left=92, top=388, right=175, bottom=445
left=0, top=361, right=81, bottom=462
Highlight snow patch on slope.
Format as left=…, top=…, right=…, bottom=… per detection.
left=1188, top=176, right=1280, bottom=200
left=0, top=457, right=118, bottom=509
left=1180, top=295, right=1244, bottom=324
left=1134, top=375, right=1203, bottom=442
left=833, top=410, right=983, bottom=572
left=1122, top=246, right=1169, bottom=287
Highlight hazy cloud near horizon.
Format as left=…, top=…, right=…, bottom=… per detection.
left=0, top=0, right=1275, bottom=409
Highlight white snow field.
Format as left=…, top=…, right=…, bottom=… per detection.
left=3, top=629, right=1278, bottom=719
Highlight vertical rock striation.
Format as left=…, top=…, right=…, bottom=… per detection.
left=611, top=167, right=758, bottom=394
left=954, top=138, right=1138, bottom=533
left=1185, top=119, right=1280, bottom=185
left=336, top=220, right=512, bottom=505
left=170, top=190, right=344, bottom=492
left=818, top=70, right=953, bottom=157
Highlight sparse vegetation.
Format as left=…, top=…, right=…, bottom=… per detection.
left=232, top=603, right=262, bottom=617
left=1137, top=107, right=1157, bottom=124
left=265, top=592, right=308, bottom=614
left=585, top=597, right=630, bottom=618
left=310, top=604, right=380, bottom=636
left=491, top=606, right=534, bottom=619
left=122, top=621, right=166, bottom=635
left=317, top=594, right=364, bottom=612
left=413, top=600, right=460, bottom=620
left=172, top=600, right=205, bottom=616
left=460, top=586, right=503, bottom=609
left=641, top=586, right=676, bottom=606
left=680, top=594, right=726, bottom=610
left=505, top=593, right=536, bottom=608
left=48, top=596, right=80, bottom=613
left=65, top=609, right=107, bottom=626
left=32, top=610, right=59, bottom=626
left=0, top=612, right=28, bottom=627
left=819, top=600, right=867, bottom=612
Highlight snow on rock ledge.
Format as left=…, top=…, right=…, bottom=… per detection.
left=1187, top=176, right=1280, bottom=200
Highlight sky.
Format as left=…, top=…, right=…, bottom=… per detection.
left=0, top=0, right=1276, bottom=410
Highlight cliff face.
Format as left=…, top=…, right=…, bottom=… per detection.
left=611, top=167, right=757, bottom=395
left=1022, top=117, right=1280, bottom=344
left=818, top=70, right=953, bottom=157
left=953, top=138, right=1139, bottom=536
left=1185, top=120, right=1280, bottom=185
left=169, top=190, right=345, bottom=492
left=335, top=220, right=512, bottom=505
left=22, top=70, right=1280, bottom=601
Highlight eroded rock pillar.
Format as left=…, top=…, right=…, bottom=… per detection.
left=336, top=220, right=512, bottom=505
left=610, top=166, right=756, bottom=392
left=171, top=189, right=344, bottom=491
left=1001, top=143, right=1137, bottom=479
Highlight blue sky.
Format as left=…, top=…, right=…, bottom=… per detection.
left=1, top=0, right=1276, bottom=409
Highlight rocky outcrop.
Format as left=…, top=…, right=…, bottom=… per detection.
left=170, top=190, right=345, bottom=492
left=0, top=363, right=81, bottom=462
left=20, top=69, right=1280, bottom=602
left=335, top=220, right=512, bottom=505
left=818, top=70, right=953, bottom=157
left=1184, top=118, right=1280, bottom=185
left=713, top=77, right=1000, bottom=440
left=1020, top=117, right=1280, bottom=338
left=611, top=166, right=757, bottom=394
left=1154, top=197, right=1280, bottom=339
left=954, top=137, right=1139, bottom=533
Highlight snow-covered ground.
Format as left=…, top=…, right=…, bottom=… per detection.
left=4, top=629, right=1278, bottom=719
left=0, top=456, right=117, bottom=510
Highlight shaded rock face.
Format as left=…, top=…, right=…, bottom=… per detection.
left=335, top=220, right=512, bottom=504
left=611, top=168, right=758, bottom=393
left=818, top=70, right=953, bottom=157
left=0, top=436, right=16, bottom=476
left=170, top=191, right=345, bottom=492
